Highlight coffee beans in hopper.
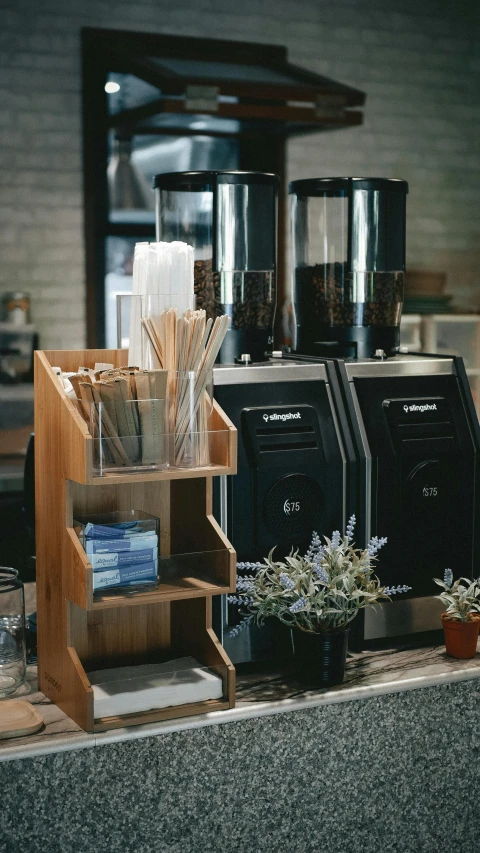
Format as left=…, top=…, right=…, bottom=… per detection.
left=294, top=263, right=404, bottom=327
left=194, top=259, right=275, bottom=330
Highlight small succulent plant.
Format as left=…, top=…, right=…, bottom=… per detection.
left=229, top=515, right=411, bottom=636
left=434, top=569, right=480, bottom=623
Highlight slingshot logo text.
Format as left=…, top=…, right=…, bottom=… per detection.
left=262, top=411, right=301, bottom=423
left=403, top=403, right=437, bottom=414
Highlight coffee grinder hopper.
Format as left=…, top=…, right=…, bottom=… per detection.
left=290, top=177, right=408, bottom=359
left=154, top=171, right=279, bottom=363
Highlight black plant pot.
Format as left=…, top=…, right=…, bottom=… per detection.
left=291, top=627, right=349, bottom=687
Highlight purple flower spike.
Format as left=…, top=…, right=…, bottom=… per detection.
left=383, top=584, right=412, bottom=595
left=305, top=532, right=326, bottom=563
left=367, top=535, right=388, bottom=556
left=280, top=572, right=295, bottom=590
left=346, top=515, right=356, bottom=543
left=331, top=531, right=341, bottom=549
left=313, top=564, right=329, bottom=584
left=289, top=597, right=307, bottom=614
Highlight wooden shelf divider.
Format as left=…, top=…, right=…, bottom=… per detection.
left=35, top=348, right=237, bottom=732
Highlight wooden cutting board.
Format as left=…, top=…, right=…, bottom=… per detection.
left=0, top=700, right=44, bottom=740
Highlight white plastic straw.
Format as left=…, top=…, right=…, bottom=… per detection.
left=128, top=241, right=195, bottom=368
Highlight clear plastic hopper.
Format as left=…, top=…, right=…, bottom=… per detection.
left=290, top=177, right=408, bottom=358
left=154, top=171, right=279, bottom=363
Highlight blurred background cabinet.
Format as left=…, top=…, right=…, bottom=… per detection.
left=401, top=314, right=480, bottom=417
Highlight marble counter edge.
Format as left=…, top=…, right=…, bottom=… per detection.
left=2, top=656, right=480, bottom=763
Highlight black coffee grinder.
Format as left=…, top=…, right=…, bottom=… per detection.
left=289, top=176, right=480, bottom=644
left=212, top=358, right=354, bottom=662
left=154, top=170, right=278, bottom=364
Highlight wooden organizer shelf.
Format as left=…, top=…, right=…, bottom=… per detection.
left=35, top=349, right=236, bottom=484
left=35, top=349, right=237, bottom=732
left=67, top=477, right=234, bottom=612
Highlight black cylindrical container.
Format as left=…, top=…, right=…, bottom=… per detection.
left=154, top=171, right=279, bottom=363
left=291, top=627, right=349, bottom=687
left=290, top=177, right=408, bottom=358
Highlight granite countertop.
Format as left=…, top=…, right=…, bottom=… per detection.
left=2, top=638, right=480, bottom=762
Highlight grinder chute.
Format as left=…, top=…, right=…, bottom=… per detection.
left=154, top=170, right=278, bottom=363
left=290, top=177, right=408, bottom=358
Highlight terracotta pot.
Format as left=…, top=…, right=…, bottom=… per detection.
left=441, top=613, right=480, bottom=659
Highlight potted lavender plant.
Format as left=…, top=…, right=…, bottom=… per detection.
left=229, top=515, right=410, bottom=687
left=434, top=570, right=480, bottom=659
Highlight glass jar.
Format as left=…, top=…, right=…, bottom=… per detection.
left=0, top=568, right=26, bottom=697
left=1, top=292, right=31, bottom=326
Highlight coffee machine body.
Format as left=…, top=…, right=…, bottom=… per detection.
left=289, top=175, right=480, bottom=643
left=334, top=352, right=480, bottom=643
left=212, top=359, right=354, bottom=663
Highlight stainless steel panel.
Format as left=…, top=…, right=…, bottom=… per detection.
left=346, top=355, right=454, bottom=380
left=325, top=382, right=347, bottom=529
left=218, top=475, right=229, bottom=645
left=364, top=596, right=444, bottom=639
left=214, top=361, right=328, bottom=386
left=349, top=384, right=371, bottom=545
left=218, top=475, right=228, bottom=536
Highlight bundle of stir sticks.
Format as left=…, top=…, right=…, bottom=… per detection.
left=141, top=307, right=230, bottom=466
left=66, top=307, right=230, bottom=469
left=69, top=365, right=168, bottom=468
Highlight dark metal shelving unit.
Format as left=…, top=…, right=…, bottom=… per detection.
left=81, top=27, right=365, bottom=347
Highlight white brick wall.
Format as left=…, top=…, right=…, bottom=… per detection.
left=0, top=0, right=479, bottom=348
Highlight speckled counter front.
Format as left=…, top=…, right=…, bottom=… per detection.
left=2, top=645, right=480, bottom=853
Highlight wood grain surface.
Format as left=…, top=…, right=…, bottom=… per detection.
left=0, top=700, right=44, bottom=740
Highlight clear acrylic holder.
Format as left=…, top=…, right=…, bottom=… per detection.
left=89, top=660, right=228, bottom=719
left=117, top=294, right=196, bottom=368
left=116, top=292, right=132, bottom=351
left=73, top=510, right=160, bottom=598
left=157, top=547, right=230, bottom=589
left=88, top=428, right=230, bottom=476
left=85, top=396, right=168, bottom=475
left=78, top=367, right=216, bottom=473
left=88, top=546, right=231, bottom=604
left=117, top=293, right=163, bottom=368
left=169, top=369, right=213, bottom=468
